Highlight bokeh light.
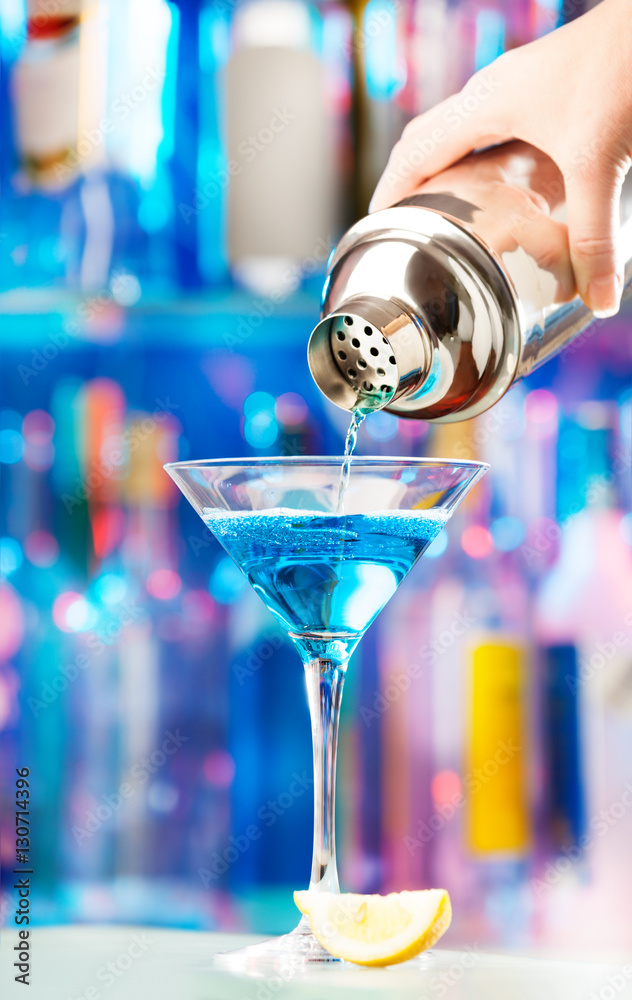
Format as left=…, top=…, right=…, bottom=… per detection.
left=110, top=272, right=142, bottom=306
left=182, top=589, right=216, bottom=624
left=203, top=748, right=236, bottom=788
left=25, top=530, right=59, bottom=568
left=399, top=419, right=428, bottom=440
left=431, top=769, right=462, bottom=808
left=23, top=409, right=54, bottom=442
left=243, top=391, right=276, bottom=419
left=53, top=592, right=82, bottom=631
left=244, top=411, right=278, bottom=448
left=364, top=411, right=398, bottom=441
left=23, top=406, right=56, bottom=472
left=0, top=537, right=23, bottom=576
left=525, top=389, right=558, bottom=439
left=147, top=569, right=182, bottom=600
left=0, top=428, right=24, bottom=464
left=95, top=573, right=127, bottom=605
left=53, top=592, right=98, bottom=632
left=23, top=440, right=54, bottom=471
left=490, top=517, right=525, bottom=552
left=424, top=529, right=448, bottom=559
left=461, top=525, right=493, bottom=559
left=66, top=598, right=98, bottom=631
left=525, top=388, right=558, bottom=422
left=243, top=391, right=278, bottom=448
left=210, top=557, right=246, bottom=604
left=0, top=665, right=19, bottom=729
left=275, top=392, right=307, bottom=426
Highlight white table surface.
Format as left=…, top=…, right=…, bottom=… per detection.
left=1, top=925, right=631, bottom=999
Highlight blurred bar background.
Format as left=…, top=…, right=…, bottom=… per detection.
left=2, top=0, right=632, bottom=955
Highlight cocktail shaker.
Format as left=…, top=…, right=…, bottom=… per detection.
left=308, top=141, right=632, bottom=422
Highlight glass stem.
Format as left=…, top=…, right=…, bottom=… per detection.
left=303, top=656, right=346, bottom=894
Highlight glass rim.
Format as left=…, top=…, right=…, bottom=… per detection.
left=164, top=455, right=490, bottom=472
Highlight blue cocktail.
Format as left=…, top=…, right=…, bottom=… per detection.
left=165, top=457, right=487, bottom=973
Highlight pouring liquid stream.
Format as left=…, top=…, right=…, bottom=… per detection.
left=336, top=410, right=366, bottom=514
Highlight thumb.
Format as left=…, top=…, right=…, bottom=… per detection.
left=369, top=93, right=506, bottom=213
left=564, top=159, right=626, bottom=317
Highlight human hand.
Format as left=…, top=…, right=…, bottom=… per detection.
left=408, top=141, right=577, bottom=303
left=370, top=0, right=632, bottom=317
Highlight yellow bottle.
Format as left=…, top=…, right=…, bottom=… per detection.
left=465, top=640, right=531, bottom=855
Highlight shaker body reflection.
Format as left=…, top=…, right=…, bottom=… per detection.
left=308, top=141, right=632, bottom=422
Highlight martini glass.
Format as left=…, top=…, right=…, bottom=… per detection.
left=164, top=456, right=487, bottom=974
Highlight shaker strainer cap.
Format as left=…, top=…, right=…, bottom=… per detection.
left=307, top=296, right=431, bottom=413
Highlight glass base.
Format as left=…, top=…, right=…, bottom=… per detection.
left=214, top=915, right=342, bottom=976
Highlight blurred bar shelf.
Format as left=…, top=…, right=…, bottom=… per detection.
left=0, top=288, right=322, bottom=347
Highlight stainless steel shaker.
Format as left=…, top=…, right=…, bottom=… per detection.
left=308, top=141, right=632, bottom=422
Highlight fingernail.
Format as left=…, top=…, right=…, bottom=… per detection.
left=588, top=274, right=622, bottom=318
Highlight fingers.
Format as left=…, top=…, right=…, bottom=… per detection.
left=369, top=84, right=508, bottom=213
left=564, top=159, right=628, bottom=316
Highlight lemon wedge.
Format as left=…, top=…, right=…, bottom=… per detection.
left=293, top=888, right=451, bottom=966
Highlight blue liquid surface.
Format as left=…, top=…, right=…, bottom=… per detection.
left=204, top=507, right=446, bottom=661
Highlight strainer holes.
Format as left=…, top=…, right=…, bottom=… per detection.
left=369, top=347, right=379, bottom=357
left=348, top=369, right=357, bottom=379
left=357, top=358, right=367, bottom=369
left=376, top=367, right=385, bottom=376
left=364, top=327, right=373, bottom=336
left=344, top=316, right=353, bottom=326
left=382, top=336, right=389, bottom=345
left=363, top=381, right=374, bottom=391
left=389, top=355, right=396, bottom=365
left=336, top=331, right=345, bottom=341
left=337, top=350, right=347, bottom=361
left=380, top=384, right=393, bottom=394
left=351, top=338, right=360, bottom=348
